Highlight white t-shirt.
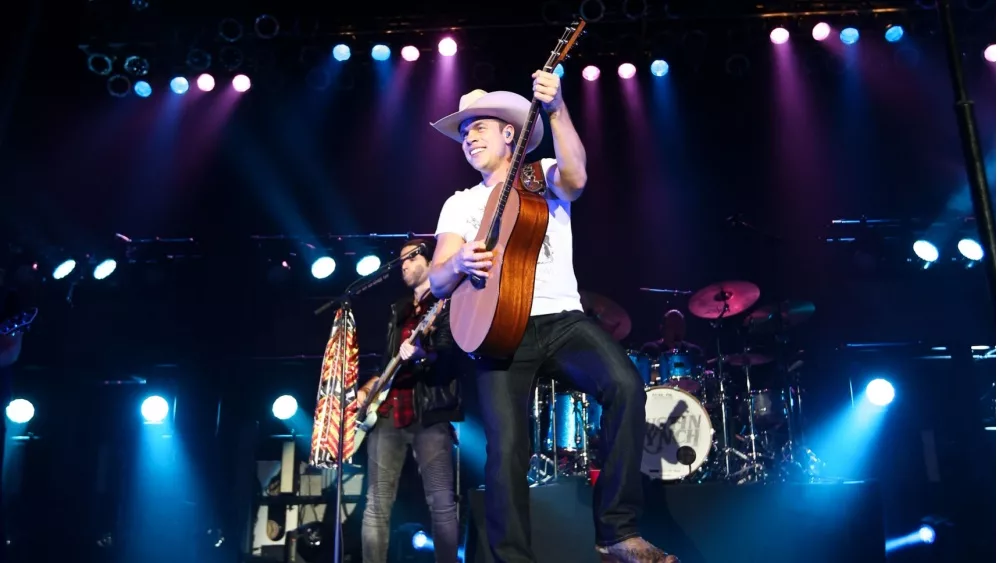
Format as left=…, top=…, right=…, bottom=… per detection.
left=434, top=158, right=583, bottom=317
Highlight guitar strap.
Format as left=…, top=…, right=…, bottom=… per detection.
left=309, top=307, right=360, bottom=468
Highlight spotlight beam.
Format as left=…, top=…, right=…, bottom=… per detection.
left=935, top=0, right=996, bottom=301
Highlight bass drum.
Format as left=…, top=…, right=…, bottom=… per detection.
left=641, top=386, right=714, bottom=481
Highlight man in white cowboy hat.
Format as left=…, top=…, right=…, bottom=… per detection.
left=428, top=71, right=679, bottom=563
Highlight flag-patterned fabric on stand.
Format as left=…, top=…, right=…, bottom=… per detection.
left=309, top=307, right=359, bottom=469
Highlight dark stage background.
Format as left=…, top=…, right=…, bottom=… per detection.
left=0, top=1, right=995, bottom=562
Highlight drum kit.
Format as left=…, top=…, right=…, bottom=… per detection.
left=527, top=281, right=825, bottom=486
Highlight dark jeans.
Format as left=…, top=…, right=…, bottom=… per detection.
left=361, top=419, right=458, bottom=563
left=475, top=311, right=647, bottom=563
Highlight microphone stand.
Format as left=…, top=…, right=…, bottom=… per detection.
left=312, top=244, right=423, bottom=563
left=937, top=0, right=996, bottom=303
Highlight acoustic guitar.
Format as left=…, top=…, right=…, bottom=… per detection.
left=349, top=298, right=447, bottom=456
left=449, top=19, right=586, bottom=358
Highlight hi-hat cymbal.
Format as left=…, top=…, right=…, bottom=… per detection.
left=687, top=281, right=760, bottom=320
left=744, top=300, right=816, bottom=332
left=580, top=291, right=632, bottom=341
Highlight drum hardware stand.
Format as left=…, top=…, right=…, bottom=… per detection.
left=548, top=379, right=560, bottom=481
left=528, top=382, right=555, bottom=485
left=710, top=306, right=734, bottom=479
left=578, top=394, right=590, bottom=473
left=739, top=357, right=763, bottom=483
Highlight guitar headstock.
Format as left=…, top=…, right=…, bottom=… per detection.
left=415, top=299, right=447, bottom=334
left=550, top=19, right=587, bottom=68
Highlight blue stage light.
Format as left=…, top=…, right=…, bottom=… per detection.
left=333, top=44, right=351, bottom=61
left=134, top=80, right=152, bottom=97
left=957, top=239, right=983, bottom=261
left=93, top=259, right=117, bottom=280
left=272, top=395, right=298, bottom=420
left=371, top=44, right=391, bottom=61
left=53, top=259, right=76, bottom=280
left=6, top=399, right=34, bottom=423
left=650, top=59, right=669, bottom=77
left=141, top=396, right=170, bottom=424
left=840, top=28, right=860, bottom=45
left=170, top=77, right=189, bottom=94
left=864, top=379, right=894, bottom=407
left=356, top=255, right=381, bottom=276
left=311, top=257, right=336, bottom=279
left=885, top=26, right=904, bottom=43
left=912, top=240, right=939, bottom=263
left=412, top=530, right=432, bottom=550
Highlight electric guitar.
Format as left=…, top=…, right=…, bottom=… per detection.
left=349, top=298, right=447, bottom=456
left=448, top=19, right=586, bottom=357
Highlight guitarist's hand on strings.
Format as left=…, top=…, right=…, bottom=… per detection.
left=453, top=239, right=493, bottom=279
left=399, top=340, right=427, bottom=362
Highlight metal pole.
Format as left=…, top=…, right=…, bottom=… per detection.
left=937, top=0, right=996, bottom=301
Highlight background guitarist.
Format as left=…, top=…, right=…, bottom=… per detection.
left=355, top=238, right=463, bottom=563
left=428, top=73, right=679, bottom=563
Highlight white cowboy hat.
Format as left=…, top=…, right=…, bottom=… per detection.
left=430, top=89, right=544, bottom=153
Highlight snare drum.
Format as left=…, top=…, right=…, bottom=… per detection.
left=626, top=350, right=654, bottom=386
left=655, top=350, right=702, bottom=395
left=641, top=386, right=714, bottom=481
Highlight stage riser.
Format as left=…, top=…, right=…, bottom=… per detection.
left=467, top=478, right=885, bottom=563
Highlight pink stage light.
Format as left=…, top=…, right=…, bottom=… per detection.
left=985, top=44, right=997, bottom=63
left=197, top=73, right=215, bottom=92
left=401, top=45, right=420, bottom=61
left=617, top=63, right=637, bottom=79
left=812, top=23, right=831, bottom=41
left=582, top=65, right=600, bottom=81
left=232, top=74, right=251, bottom=92
left=438, top=38, right=457, bottom=57
left=770, top=27, right=790, bottom=45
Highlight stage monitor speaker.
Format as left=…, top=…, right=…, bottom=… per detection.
left=466, top=478, right=886, bottom=563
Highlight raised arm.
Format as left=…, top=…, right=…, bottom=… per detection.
left=533, top=70, right=587, bottom=202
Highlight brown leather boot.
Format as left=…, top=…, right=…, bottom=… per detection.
left=595, top=537, right=680, bottom=563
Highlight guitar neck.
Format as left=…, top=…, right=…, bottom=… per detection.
left=358, top=329, right=419, bottom=413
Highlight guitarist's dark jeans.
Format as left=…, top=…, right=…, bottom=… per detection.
left=361, top=420, right=458, bottom=563
left=474, top=311, right=647, bottom=563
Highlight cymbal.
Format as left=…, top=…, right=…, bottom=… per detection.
left=580, top=291, right=632, bottom=341
left=744, top=300, right=816, bottom=331
left=708, top=353, right=774, bottom=367
left=687, top=281, right=760, bottom=320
